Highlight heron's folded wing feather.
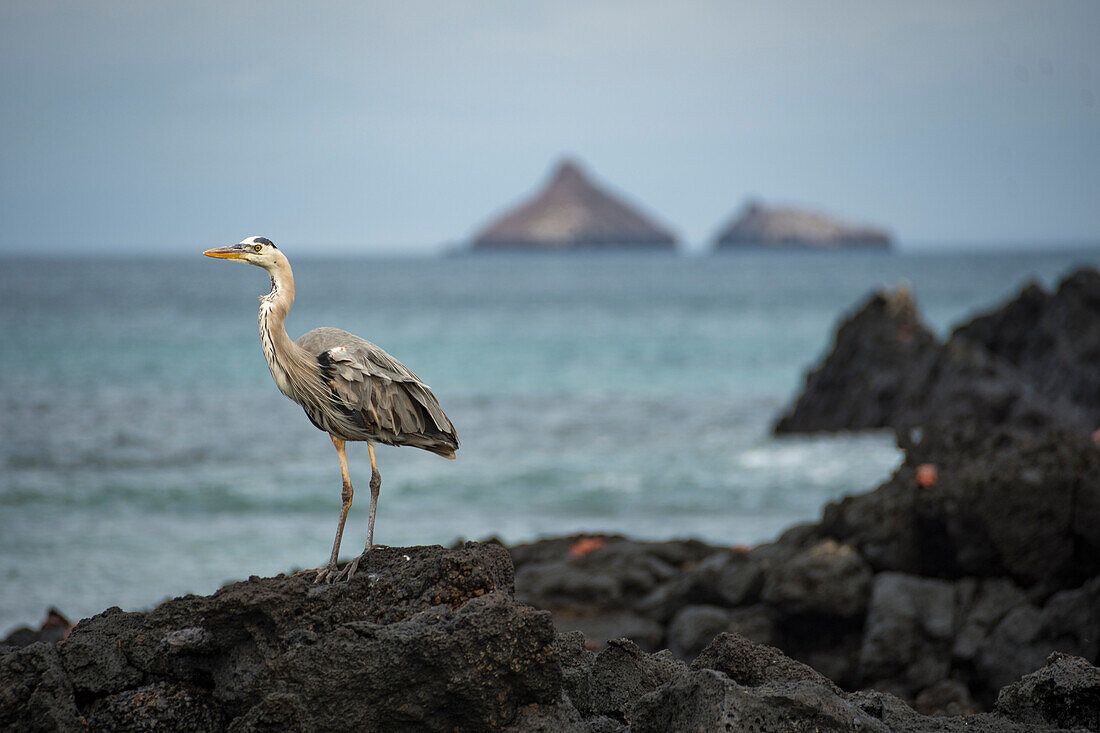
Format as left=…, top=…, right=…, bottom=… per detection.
left=319, top=345, right=454, bottom=440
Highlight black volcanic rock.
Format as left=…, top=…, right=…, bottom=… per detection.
left=692, top=632, right=841, bottom=694
left=953, top=268, right=1100, bottom=429
left=715, top=200, right=893, bottom=250
left=1, top=608, right=72, bottom=649
left=470, top=159, right=677, bottom=250
left=1, top=543, right=561, bottom=733
left=897, top=337, right=1089, bottom=433
left=775, top=286, right=939, bottom=433
left=6, top=537, right=1100, bottom=731
left=776, top=267, right=1100, bottom=435
left=995, top=652, right=1100, bottom=730
left=502, top=415, right=1100, bottom=713
left=821, top=418, right=1100, bottom=588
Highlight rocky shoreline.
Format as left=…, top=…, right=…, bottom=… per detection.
left=5, top=267, right=1099, bottom=731
left=506, top=414, right=1100, bottom=714
left=4, top=541, right=1098, bottom=731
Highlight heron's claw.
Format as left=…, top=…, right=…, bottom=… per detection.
left=336, top=556, right=361, bottom=582
left=313, top=562, right=342, bottom=584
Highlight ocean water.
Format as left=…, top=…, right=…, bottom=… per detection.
left=2, top=248, right=1098, bottom=632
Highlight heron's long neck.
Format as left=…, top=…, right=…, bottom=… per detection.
left=259, top=261, right=312, bottom=399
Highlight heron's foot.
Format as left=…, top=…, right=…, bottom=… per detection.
left=312, top=561, right=342, bottom=584
left=336, top=544, right=390, bottom=582
left=336, top=555, right=361, bottom=582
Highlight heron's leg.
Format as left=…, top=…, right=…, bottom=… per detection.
left=315, top=435, right=353, bottom=584
left=365, top=442, right=382, bottom=548
left=337, top=442, right=383, bottom=582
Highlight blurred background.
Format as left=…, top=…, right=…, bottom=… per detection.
left=1, top=1, right=1098, bottom=632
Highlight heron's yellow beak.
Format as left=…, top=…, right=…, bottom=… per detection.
left=203, top=245, right=248, bottom=260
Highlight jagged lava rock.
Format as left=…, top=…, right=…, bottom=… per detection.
left=898, top=336, right=1090, bottom=433
left=775, top=286, right=939, bottom=433
left=777, top=267, right=1100, bottom=436
left=470, top=159, right=677, bottom=251
left=859, top=573, right=957, bottom=697
left=821, top=419, right=1100, bottom=588
left=995, top=652, right=1100, bottom=730
left=715, top=199, right=893, bottom=250
left=691, top=632, right=841, bottom=695
left=1, top=543, right=560, bottom=733
left=977, top=576, right=1100, bottom=696
left=761, top=538, right=873, bottom=618
left=510, top=534, right=719, bottom=651
left=954, top=268, right=1100, bottom=429
left=666, top=605, right=773, bottom=660
left=1, top=609, right=73, bottom=650
left=0, top=641, right=83, bottom=733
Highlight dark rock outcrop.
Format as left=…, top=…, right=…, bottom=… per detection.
left=692, top=632, right=841, bottom=695
left=510, top=534, right=721, bottom=651
left=898, top=337, right=1089, bottom=433
left=715, top=200, right=893, bottom=250
left=1, top=608, right=72, bottom=649
left=776, top=267, right=1100, bottom=436
left=513, top=632, right=1097, bottom=732
left=995, top=652, right=1100, bottom=730
left=761, top=538, right=873, bottom=619
left=2, top=543, right=560, bottom=732
left=821, top=419, right=1100, bottom=588
left=7, top=540, right=1100, bottom=731
left=503, top=266, right=1100, bottom=709
left=953, top=268, right=1100, bottom=428
left=470, top=159, right=677, bottom=251
left=505, top=412, right=1100, bottom=712
left=775, top=287, right=938, bottom=433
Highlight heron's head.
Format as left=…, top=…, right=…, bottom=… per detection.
left=203, top=236, right=282, bottom=269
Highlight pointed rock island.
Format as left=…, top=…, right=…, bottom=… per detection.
left=470, top=159, right=677, bottom=251
left=716, top=200, right=893, bottom=250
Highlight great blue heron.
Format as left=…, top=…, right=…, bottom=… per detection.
left=203, top=236, right=458, bottom=582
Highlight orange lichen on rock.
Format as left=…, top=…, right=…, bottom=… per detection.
left=568, top=537, right=607, bottom=559
left=916, top=463, right=938, bottom=490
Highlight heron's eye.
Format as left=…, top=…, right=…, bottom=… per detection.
left=253, top=245, right=262, bottom=252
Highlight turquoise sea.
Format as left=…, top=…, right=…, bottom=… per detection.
left=2, top=248, right=1099, bottom=632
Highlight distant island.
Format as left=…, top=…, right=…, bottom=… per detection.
left=715, top=200, right=893, bottom=250
left=469, top=159, right=677, bottom=251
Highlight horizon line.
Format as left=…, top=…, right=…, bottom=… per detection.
left=1, top=239, right=1099, bottom=260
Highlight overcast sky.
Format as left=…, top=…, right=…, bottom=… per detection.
left=1, top=1, right=1098, bottom=254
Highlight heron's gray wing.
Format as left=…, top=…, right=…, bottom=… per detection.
left=297, top=328, right=457, bottom=443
